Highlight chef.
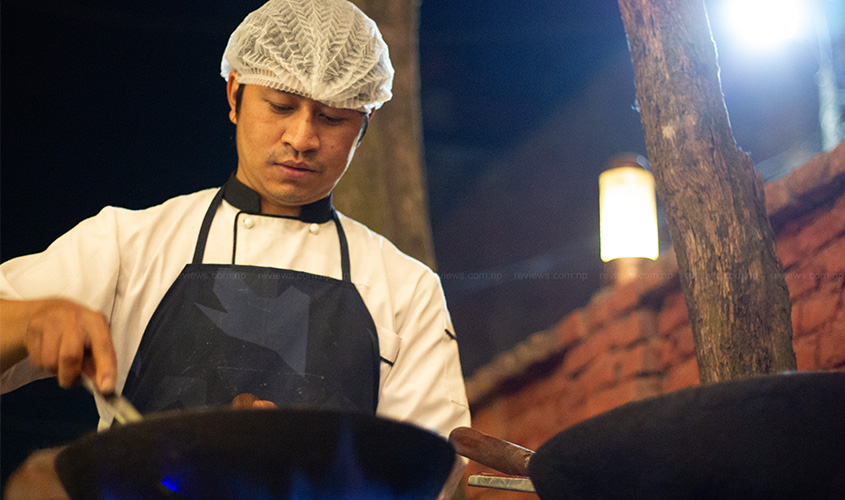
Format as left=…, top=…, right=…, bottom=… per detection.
left=1, top=0, right=470, bottom=496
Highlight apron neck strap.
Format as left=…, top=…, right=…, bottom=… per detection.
left=192, top=187, right=353, bottom=282
left=332, top=210, right=352, bottom=282
left=193, top=187, right=226, bottom=264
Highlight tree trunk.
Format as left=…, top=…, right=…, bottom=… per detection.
left=333, top=0, right=437, bottom=269
left=617, top=0, right=797, bottom=382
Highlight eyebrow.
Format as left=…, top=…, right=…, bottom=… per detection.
left=264, top=88, right=296, bottom=97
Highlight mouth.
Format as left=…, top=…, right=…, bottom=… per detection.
left=273, top=161, right=317, bottom=178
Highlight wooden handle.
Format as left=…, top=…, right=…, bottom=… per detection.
left=448, top=427, right=534, bottom=477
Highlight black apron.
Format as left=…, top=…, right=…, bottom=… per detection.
left=122, top=187, right=380, bottom=415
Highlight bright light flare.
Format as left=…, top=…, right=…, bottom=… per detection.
left=721, top=0, right=811, bottom=50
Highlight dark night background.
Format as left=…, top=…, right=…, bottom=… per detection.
left=2, top=0, right=843, bottom=483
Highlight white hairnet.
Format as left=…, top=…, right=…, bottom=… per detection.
left=221, top=0, right=394, bottom=112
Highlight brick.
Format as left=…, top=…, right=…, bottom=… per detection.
left=796, top=209, right=845, bottom=256
left=783, top=263, right=823, bottom=299
left=788, top=148, right=842, bottom=206
left=609, top=317, right=640, bottom=348
left=765, top=176, right=796, bottom=226
left=790, top=301, right=801, bottom=339
left=819, top=311, right=845, bottom=369
left=554, top=382, right=588, bottom=417
left=656, top=335, right=677, bottom=370
left=663, top=357, right=700, bottom=393
left=555, top=401, right=593, bottom=431
left=506, top=405, right=553, bottom=451
left=812, top=237, right=845, bottom=278
left=578, top=354, right=617, bottom=398
left=583, top=377, right=661, bottom=420
left=793, top=333, right=818, bottom=370
left=607, top=280, right=640, bottom=315
left=675, top=324, right=696, bottom=359
left=614, top=342, right=662, bottom=380
left=774, top=222, right=806, bottom=270
left=609, top=310, right=657, bottom=348
left=657, top=324, right=695, bottom=372
left=561, top=330, right=613, bottom=376
left=555, top=309, right=587, bottom=350
left=776, top=206, right=845, bottom=270
left=568, top=374, right=599, bottom=408
left=498, top=381, right=547, bottom=422
left=830, top=140, right=845, bottom=177
left=614, top=346, right=640, bottom=380
left=658, top=293, right=689, bottom=336
left=542, top=359, right=575, bottom=398
left=470, top=403, right=507, bottom=440
left=792, top=282, right=842, bottom=335
left=586, top=289, right=614, bottom=330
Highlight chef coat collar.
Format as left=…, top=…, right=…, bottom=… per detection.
left=222, top=172, right=334, bottom=223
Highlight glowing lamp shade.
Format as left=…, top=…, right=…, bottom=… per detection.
left=599, top=166, right=659, bottom=262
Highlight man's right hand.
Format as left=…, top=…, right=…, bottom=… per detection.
left=3, top=447, right=70, bottom=500
left=0, top=298, right=117, bottom=394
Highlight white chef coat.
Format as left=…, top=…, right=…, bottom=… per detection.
left=0, top=186, right=470, bottom=443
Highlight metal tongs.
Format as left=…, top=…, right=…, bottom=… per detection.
left=450, top=427, right=538, bottom=493
left=80, top=373, right=143, bottom=424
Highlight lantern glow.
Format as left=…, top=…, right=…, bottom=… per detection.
left=599, top=165, right=659, bottom=262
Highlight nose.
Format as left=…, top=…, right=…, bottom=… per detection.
left=283, top=110, right=320, bottom=152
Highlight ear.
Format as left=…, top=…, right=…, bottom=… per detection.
left=226, top=71, right=239, bottom=124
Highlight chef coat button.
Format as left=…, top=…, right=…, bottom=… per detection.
left=243, top=217, right=255, bottom=229
left=309, top=223, right=320, bottom=235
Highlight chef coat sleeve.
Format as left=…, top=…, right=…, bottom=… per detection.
left=376, top=269, right=470, bottom=436
left=1, top=207, right=122, bottom=393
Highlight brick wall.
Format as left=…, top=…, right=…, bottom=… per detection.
left=460, top=141, right=845, bottom=500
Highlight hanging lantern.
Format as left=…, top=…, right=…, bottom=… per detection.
left=599, top=155, right=659, bottom=263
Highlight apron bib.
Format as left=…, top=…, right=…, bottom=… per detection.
left=122, top=187, right=380, bottom=414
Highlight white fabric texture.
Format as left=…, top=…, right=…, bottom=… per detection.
left=221, top=0, right=394, bottom=112
left=0, top=189, right=470, bottom=444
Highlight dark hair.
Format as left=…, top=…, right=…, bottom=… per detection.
left=235, top=83, right=247, bottom=116
left=358, top=112, right=369, bottom=145
left=234, top=84, right=369, bottom=144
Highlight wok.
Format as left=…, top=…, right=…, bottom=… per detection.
left=452, top=371, right=845, bottom=500
left=55, top=408, right=455, bottom=500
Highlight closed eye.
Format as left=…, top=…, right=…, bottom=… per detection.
left=269, top=102, right=293, bottom=113
left=320, top=113, right=345, bottom=125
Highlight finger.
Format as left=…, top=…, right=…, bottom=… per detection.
left=34, top=320, right=62, bottom=373
left=82, top=312, right=116, bottom=394
left=24, top=323, right=45, bottom=369
left=4, top=447, right=70, bottom=500
left=231, top=393, right=259, bottom=409
left=56, top=333, right=85, bottom=388
left=252, top=400, right=278, bottom=410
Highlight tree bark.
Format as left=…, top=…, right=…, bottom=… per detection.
left=618, top=0, right=797, bottom=382
left=333, top=0, right=437, bottom=269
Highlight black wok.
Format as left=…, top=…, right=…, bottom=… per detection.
left=55, top=408, right=455, bottom=500
left=452, top=371, right=845, bottom=500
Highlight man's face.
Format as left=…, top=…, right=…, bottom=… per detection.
left=226, top=74, right=367, bottom=217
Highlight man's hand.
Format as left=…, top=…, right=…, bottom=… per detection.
left=0, top=298, right=117, bottom=393
left=231, top=393, right=278, bottom=410
left=3, top=447, right=70, bottom=500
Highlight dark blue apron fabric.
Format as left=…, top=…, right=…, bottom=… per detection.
left=122, top=186, right=380, bottom=414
